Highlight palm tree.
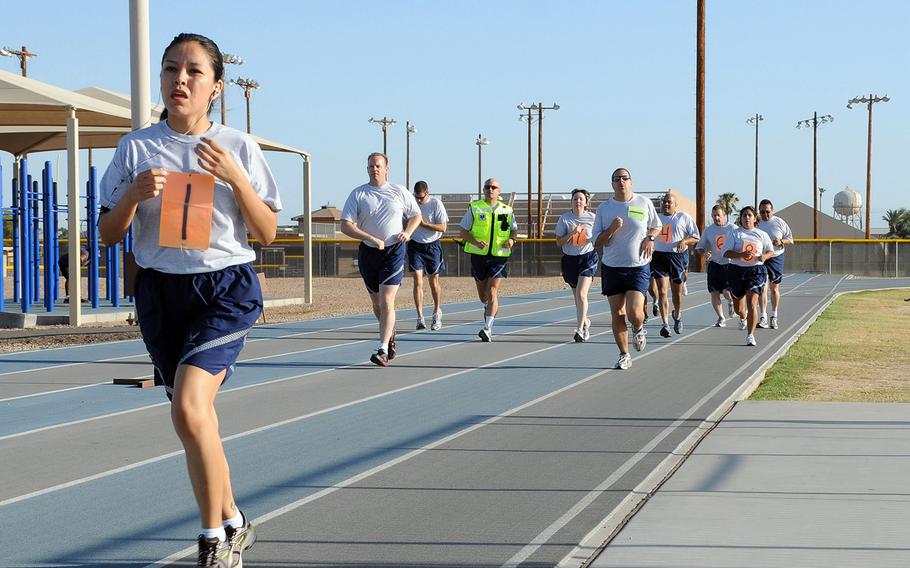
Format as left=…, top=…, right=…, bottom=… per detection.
left=883, top=208, right=910, bottom=238
left=716, top=193, right=739, bottom=218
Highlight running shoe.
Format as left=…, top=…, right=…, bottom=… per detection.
left=633, top=328, right=647, bottom=352
left=573, top=329, right=584, bottom=343
left=643, top=308, right=650, bottom=325
left=715, top=317, right=726, bottom=327
left=682, top=282, right=689, bottom=296
left=727, top=301, right=735, bottom=318
left=225, top=512, right=256, bottom=568
left=431, top=312, right=442, bottom=331
left=672, top=314, right=683, bottom=334
left=660, top=324, right=671, bottom=338
left=746, top=334, right=757, bottom=347
left=739, top=318, right=747, bottom=331
left=196, top=536, right=231, bottom=567
left=652, top=303, right=659, bottom=317
left=388, top=331, right=397, bottom=359
left=416, top=319, right=427, bottom=331
left=770, top=316, right=778, bottom=329
left=581, top=319, right=591, bottom=341
left=370, top=349, right=389, bottom=367
left=614, top=353, right=632, bottom=370
left=478, top=327, right=492, bottom=342
left=758, top=315, right=768, bottom=329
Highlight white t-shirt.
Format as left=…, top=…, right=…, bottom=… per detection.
left=722, top=227, right=774, bottom=268
left=99, top=121, right=281, bottom=274
left=697, top=222, right=735, bottom=265
left=757, top=216, right=793, bottom=258
left=341, top=182, right=420, bottom=248
left=555, top=210, right=596, bottom=256
left=654, top=211, right=700, bottom=253
left=592, top=194, right=662, bottom=268
left=411, top=196, right=449, bottom=244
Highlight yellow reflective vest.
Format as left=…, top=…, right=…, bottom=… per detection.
left=463, top=199, right=514, bottom=257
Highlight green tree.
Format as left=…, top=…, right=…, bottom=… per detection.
left=883, top=208, right=910, bottom=238
left=716, top=192, right=739, bottom=219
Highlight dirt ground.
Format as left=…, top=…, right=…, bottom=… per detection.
left=0, top=276, right=569, bottom=353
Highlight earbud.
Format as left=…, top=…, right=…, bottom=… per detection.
left=212, top=89, right=220, bottom=98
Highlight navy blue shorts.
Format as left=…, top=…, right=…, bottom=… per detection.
left=407, top=240, right=445, bottom=275
left=561, top=251, right=599, bottom=289
left=135, top=263, right=262, bottom=400
left=706, top=261, right=730, bottom=293
left=470, top=253, right=509, bottom=281
left=727, top=264, right=768, bottom=299
left=601, top=264, right=650, bottom=297
left=650, top=251, right=688, bottom=283
left=358, top=241, right=406, bottom=293
left=765, top=254, right=784, bottom=285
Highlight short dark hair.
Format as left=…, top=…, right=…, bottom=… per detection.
left=413, top=180, right=429, bottom=193
left=570, top=188, right=590, bottom=204
left=612, top=167, right=631, bottom=178
left=759, top=199, right=774, bottom=210
left=711, top=204, right=727, bottom=214
left=739, top=205, right=757, bottom=218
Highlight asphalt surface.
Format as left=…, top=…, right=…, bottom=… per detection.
left=1, top=274, right=907, bottom=567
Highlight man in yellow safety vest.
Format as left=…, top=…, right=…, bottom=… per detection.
left=458, top=178, right=518, bottom=342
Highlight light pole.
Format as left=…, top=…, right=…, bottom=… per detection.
left=797, top=112, right=834, bottom=239
left=517, top=104, right=536, bottom=236
left=230, top=77, right=259, bottom=134
left=745, top=114, right=763, bottom=208
left=476, top=134, right=490, bottom=198
left=518, top=102, right=559, bottom=238
left=847, top=94, right=890, bottom=238
left=1, top=45, right=37, bottom=77
left=368, top=116, right=397, bottom=156
left=818, top=187, right=826, bottom=214
left=220, top=52, right=243, bottom=126
left=405, top=121, right=416, bottom=189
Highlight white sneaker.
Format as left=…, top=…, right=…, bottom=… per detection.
left=769, top=316, right=778, bottom=329
left=416, top=318, right=427, bottom=331
left=715, top=317, right=726, bottom=327
left=739, top=318, right=747, bottom=331
left=582, top=319, right=591, bottom=341
left=682, top=282, right=689, bottom=296
left=758, top=315, right=769, bottom=329
left=615, top=353, right=632, bottom=370
left=431, top=312, right=442, bottom=331
left=478, top=327, right=492, bottom=342
left=633, top=328, right=647, bottom=352
left=746, top=334, right=757, bottom=346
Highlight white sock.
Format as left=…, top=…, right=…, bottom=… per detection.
left=771, top=310, right=778, bottom=317
left=378, top=342, right=388, bottom=352
left=201, top=527, right=227, bottom=541
left=484, top=316, right=494, bottom=330
left=223, top=511, right=244, bottom=530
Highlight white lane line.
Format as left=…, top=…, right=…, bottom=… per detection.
left=0, top=294, right=563, bottom=399
left=505, top=277, right=836, bottom=568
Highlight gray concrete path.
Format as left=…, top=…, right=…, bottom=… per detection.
left=588, top=401, right=910, bottom=568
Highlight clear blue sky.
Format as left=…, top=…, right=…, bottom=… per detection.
left=2, top=0, right=908, bottom=230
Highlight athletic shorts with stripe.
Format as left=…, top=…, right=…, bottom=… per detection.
left=650, top=251, right=688, bottom=284
left=764, top=254, right=784, bottom=285
left=470, top=253, right=509, bottom=281
left=358, top=241, right=406, bottom=293
left=601, top=264, right=650, bottom=297
left=561, top=250, right=599, bottom=289
left=706, top=261, right=730, bottom=293
left=727, top=264, right=768, bottom=299
left=407, top=240, right=445, bottom=275
left=135, top=263, right=262, bottom=400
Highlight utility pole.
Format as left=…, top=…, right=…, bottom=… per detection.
left=220, top=53, right=243, bottom=126
left=746, top=114, right=763, bottom=208
left=368, top=116, right=397, bottom=156
left=405, top=122, right=416, bottom=190
left=231, top=77, right=260, bottom=134
left=695, top=0, right=706, bottom=271
left=0, top=45, right=37, bottom=77
left=476, top=134, right=490, bottom=198
left=797, top=112, right=833, bottom=239
left=847, top=94, right=890, bottom=239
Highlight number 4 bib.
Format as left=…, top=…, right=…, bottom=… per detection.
left=159, top=172, right=215, bottom=250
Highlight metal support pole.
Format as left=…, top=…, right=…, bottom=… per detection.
left=813, top=112, right=818, bottom=239
left=864, top=97, right=873, bottom=239
left=537, top=103, right=543, bottom=239
left=43, top=163, right=54, bottom=311
left=67, top=107, right=82, bottom=326
left=129, top=0, right=151, bottom=131
left=828, top=241, right=832, bottom=275
left=303, top=156, right=313, bottom=304
left=19, top=157, right=31, bottom=313
left=754, top=114, right=759, bottom=209
left=0, top=163, right=4, bottom=312
left=526, top=108, right=532, bottom=235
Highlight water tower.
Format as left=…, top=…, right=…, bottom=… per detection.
left=833, top=187, right=863, bottom=230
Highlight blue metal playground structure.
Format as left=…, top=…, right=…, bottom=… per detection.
left=1, top=157, right=133, bottom=314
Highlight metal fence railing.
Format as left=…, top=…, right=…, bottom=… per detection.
left=251, top=238, right=910, bottom=279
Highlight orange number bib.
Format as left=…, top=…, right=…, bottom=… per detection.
left=159, top=172, right=215, bottom=250
left=714, top=234, right=726, bottom=252
left=570, top=225, right=588, bottom=246
left=660, top=224, right=673, bottom=243
left=741, top=240, right=758, bottom=263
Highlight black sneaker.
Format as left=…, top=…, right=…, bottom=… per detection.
left=225, top=512, right=256, bottom=567
left=672, top=314, right=683, bottom=335
left=370, top=349, right=389, bottom=367
left=416, top=319, right=427, bottom=330
left=478, top=327, right=492, bottom=342
left=388, top=331, right=397, bottom=359
left=197, top=536, right=231, bottom=567
left=659, top=325, right=671, bottom=338
left=652, top=303, right=659, bottom=317
left=573, top=329, right=584, bottom=343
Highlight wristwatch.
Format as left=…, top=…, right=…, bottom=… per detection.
left=646, top=235, right=656, bottom=242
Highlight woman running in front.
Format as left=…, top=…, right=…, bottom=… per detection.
left=555, top=188, right=598, bottom=342
left=722, top=206, right=774, bottom=346
left=98, top=33, right=281, bottom=567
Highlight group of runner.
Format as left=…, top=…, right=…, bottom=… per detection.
left=96, top=31, right=794, bottom=568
